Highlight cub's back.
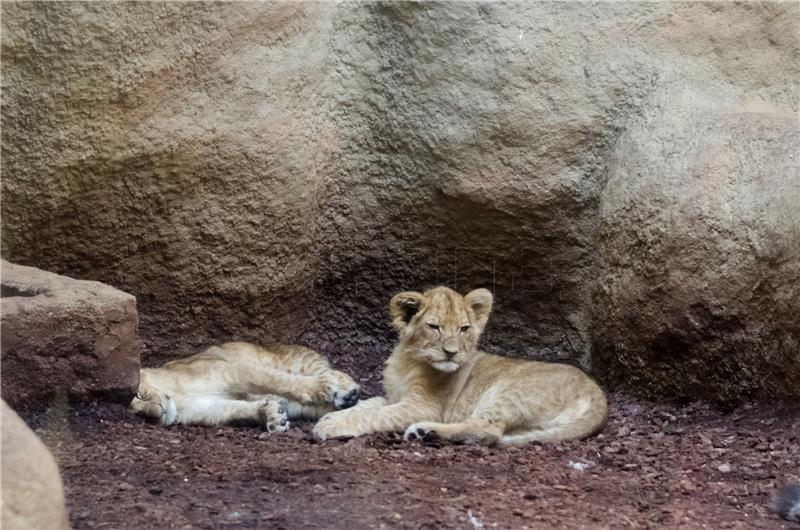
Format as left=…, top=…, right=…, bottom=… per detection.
left=225, top=342, right=331, bottom=374
left=164, top=342, right=331, bottom=375
left=469, top=352, right=606, bottom=408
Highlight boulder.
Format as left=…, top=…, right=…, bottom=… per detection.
left=1, top=260, right=141, bottom=407
left=592, top=89, right=800, bottom=402
left=1, top=400, right=70, bottom=530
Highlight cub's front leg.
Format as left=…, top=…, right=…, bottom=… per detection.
left=313, top=397, right=435, bottom=440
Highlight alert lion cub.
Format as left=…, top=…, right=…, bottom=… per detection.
left=314, top=287, right=607, bottom=445
left=129, top=342, right=360, bottom=433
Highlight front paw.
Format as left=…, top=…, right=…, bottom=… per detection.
left=259, top=399, right=289, bottom=434
left=404, top=422, right=441, bottom=442
left=313, top=412, right=358, bottom=440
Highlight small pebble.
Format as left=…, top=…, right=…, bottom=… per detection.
left=568, top=460, right=590, bottom=471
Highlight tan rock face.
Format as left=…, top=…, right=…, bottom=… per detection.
left=1, top=2, right=335, bottom=360
left=1, top=400, right=70, bottom=530
left=1, top=260, right=141, bottom=407
left=592, top=91, right=800, bottom=402
left=1, top=2, right=798, bottom=401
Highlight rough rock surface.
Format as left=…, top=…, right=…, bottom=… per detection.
left=1, top=2, right=798, bottom=401
left=592, top=91, right=800, bottom=402
left=1, top=260, right=141, bottom=407
left=1, top=2, right=334, bottom=360
left=1, top=400, right=70, bottom=530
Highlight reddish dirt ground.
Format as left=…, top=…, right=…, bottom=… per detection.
left=24, top=394, right=799, bottom=530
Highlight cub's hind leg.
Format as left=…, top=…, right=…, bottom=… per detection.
left=248, top=394, right=334, bottom=422
left=404, top=419, right=507, bottom=446
left=229, top=360, right=360, bottom=411
left=403, top=391, right=519, bottom=446
left=282, top=396, right=388, bottom=421
left=402, top=392, right=596, bottom=446
left=259, top=344, right=361, bottom=410
left=227, top=364, right=332, bottom=407
left=170, top=395, right=289, bottom=433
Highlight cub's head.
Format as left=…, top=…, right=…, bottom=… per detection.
left=389, top=286, right=493, bottom=372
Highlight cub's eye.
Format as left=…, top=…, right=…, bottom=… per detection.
left=460, top=325, right=471, bottom=333
left=427, top=324, right=440, bottom=331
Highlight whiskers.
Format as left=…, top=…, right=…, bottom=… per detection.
left=416, top=347, right=446, bottom=363
left=413, top=348, right=464, bottom=373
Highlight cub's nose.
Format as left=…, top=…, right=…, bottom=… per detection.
left=443, top=347, right=457, bottom=358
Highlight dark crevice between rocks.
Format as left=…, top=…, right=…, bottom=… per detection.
left=0, top=283, right=43, bottom=298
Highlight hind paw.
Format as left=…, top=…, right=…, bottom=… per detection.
left=258, top=399, right=289, bottom=434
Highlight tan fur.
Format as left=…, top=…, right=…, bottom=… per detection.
left=314, top=287, right=607, bottom=446
left=129, top=342, right=360, bottom=433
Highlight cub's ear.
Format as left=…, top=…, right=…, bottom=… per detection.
left=464, top=288, right=493, bottom=329
left=389, top=291, right=425, bottom=330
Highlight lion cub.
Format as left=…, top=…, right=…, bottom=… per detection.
left=129, top=342, right=360, bottom=433
left=314, top=287, right=607, bottom=446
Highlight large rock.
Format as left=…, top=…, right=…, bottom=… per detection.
left=1, top=400, right=70, bottom=530
left=1, top=2, right=798, bottom=399
left=592, top=89, right=800, bottom=402
left=1, top=260, right=141, bottom=407
left=0, top=2, right=334, bottom=359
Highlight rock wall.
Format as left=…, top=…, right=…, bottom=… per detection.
left=1, top=2, right=335, bottom=359
left=2, top=2, right=798, bottom=401
left=592, top=88, right=800, bottom=402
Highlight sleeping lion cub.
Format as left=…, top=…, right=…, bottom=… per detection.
left=314, top=287, right=607, bottom=445
left=129, top=342, right=360, bottom=432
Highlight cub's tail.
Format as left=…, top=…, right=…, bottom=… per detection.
left=773, top=483, right=800, bottom=523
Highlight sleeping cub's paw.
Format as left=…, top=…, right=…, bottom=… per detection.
left=258, top=399, right=289, bottom=434
left=318, top=372, right=361, bottom=410
left=404, top=422, right=441, bottom=442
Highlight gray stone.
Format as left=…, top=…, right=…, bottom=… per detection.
left=1, top=260, right=141, bottom=407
